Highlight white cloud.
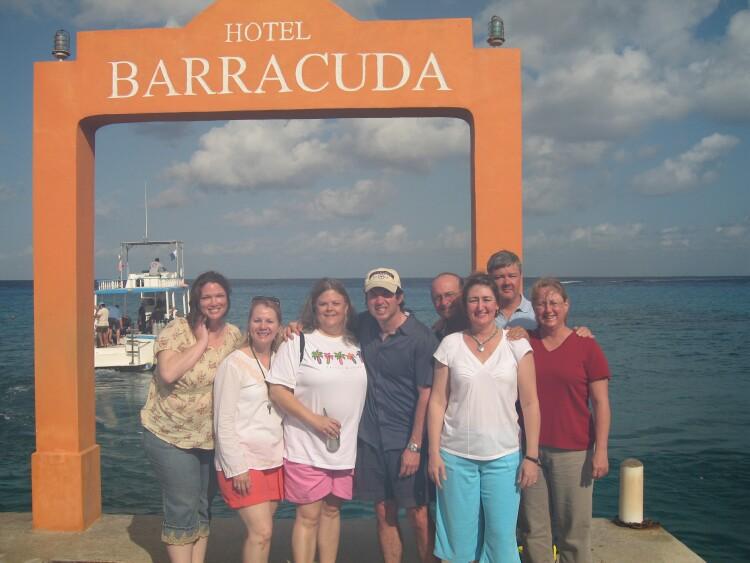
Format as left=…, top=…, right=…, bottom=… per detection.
left=436, top=226, right=469, bottom=250
left=477, top=0, right=750, bottom=143
left=716, top=225, right=746, bottom=238
left=166, top=118, right=468, bottom=196
left=658, top=226, right=691, bottom=248
left=693, top=9, right=750, bottom=122
left=291, top=224, right=421, bottom=254
left=569, top=223, right=645, bottom=246
left=339, top=118, right=469, bottom=172
left=525, top=223, right=646, bottom=250
left=6, top=0, right=384, bottom=26
left=150, top=186, right=196, bottom=209
left=716, top=218, right=749, bottom=241
left=523, top=136, right=609, bottom=214
left=633, top=133, right=739, bottom=195
left=194, top=241, right=258, bottom=256
left=524, top=48, right=689, bottom=141
left=167, top=120, right=336, bottom=192
left=478, top=0, right=718, bottom=70
left=74, top=0, right=211, bottom=26
left=307, top=180, right=392, bottom=219
left=224, top=208, right=284, bottom=228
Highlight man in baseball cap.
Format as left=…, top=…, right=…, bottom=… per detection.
left=363, top=267, right=402, bottom=294
left=356, top=267, right=439, bottom=562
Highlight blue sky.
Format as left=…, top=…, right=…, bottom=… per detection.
left=1, top=0, right=748, bottom=279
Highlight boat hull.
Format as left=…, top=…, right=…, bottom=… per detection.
left=94, top=336, right=155, bottom=371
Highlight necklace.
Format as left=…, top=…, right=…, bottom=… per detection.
left=467, top=327, right=498, bottom=352
left=250, top=345, right=270, bottom=377
left=250, top=345, right=273, bottom=414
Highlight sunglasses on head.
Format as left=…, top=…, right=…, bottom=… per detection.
left=251, top=296, right=280, bottom=305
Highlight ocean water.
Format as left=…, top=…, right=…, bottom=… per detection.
left=1, top=277, right=749, bottom=562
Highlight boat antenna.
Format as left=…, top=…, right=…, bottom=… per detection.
left=144, top=180, right=149, bottom=241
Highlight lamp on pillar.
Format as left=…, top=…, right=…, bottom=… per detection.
left=52, top=29, right=70, bottom=61
left=487, top=16, right=505, bottom=47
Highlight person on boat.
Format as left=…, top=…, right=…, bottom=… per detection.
left=150, top=257, right=167, bottom=275
left=120, top=314, right=132, bottom=336
left=430, top=272, right=466, bottom=341
left=141, top=271, right=243, bottom=563
left=267, top=279, right=367, bottom=563
left=355, top=267, right=440, bottom=563
left=108, top=303, right=122, bottom=345
left=518, top=277, right=611, bottom=563
left=94, top=303, right=110, bottom=348
left=138, top=303, right=148, bottom=333
left=213, top=296, right=284, bottom=563
left=427, top=273, right=541, bottom=562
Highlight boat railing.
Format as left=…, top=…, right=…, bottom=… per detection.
left=97, top=279, right=125, bottom=290
left=96, top=273, right=186, bottom=291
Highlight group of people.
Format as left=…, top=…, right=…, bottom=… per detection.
left=140, top=249, right=611, bottom=563
left=94, top=302, right=128, bottom=347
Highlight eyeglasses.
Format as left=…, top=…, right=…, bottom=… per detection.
left=251, top=296, right=280, bottom=305
left=533, top=299, right=565, bottom=308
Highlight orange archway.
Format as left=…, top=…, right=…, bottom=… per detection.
left=32, top=0, right=522, bottom=530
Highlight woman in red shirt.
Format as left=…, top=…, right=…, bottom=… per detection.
left=519, top=278, right=611, bottom=563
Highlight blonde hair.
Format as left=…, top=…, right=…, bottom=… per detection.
left=530, top=277, right=568, bottom=303
left=246, top=297, right=283, bottom=352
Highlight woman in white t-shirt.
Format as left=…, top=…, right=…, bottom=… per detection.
left=213, top=296, right=284, bottom=563
left=427, top=273, right=541, bottom=563
left=267, top=278, right=367, bottom=563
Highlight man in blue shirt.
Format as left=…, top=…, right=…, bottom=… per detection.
left=356, top=267, right=439, bottom=563
left=487, top=250, right=538, bottom=330
left=488, top=250, right=592, bottom=338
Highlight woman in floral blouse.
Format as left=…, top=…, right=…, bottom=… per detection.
left=141, top=271, right=242, bottom=563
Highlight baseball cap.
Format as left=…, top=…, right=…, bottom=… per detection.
left=364, top=267, right=402, bottom=294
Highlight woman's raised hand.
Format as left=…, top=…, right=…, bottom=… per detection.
left=282, top=321, right=302, bottom=341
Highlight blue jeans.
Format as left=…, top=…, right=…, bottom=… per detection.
left=142, top=428, right=216, bottom=545
left=435, top=449, right=522, bottom=562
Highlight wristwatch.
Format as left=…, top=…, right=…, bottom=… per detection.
left=407, top=442, right=421, bottom=453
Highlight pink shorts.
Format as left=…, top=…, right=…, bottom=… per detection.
left=283, top=459, right=354, bottom=505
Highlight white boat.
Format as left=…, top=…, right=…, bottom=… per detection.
left=94, top=240, right=189, bottom=371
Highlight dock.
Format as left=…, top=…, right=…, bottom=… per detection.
left=0, top=513, right=703, bottom=562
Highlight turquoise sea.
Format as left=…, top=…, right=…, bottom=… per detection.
left=1, top=277, right=749, bottom=562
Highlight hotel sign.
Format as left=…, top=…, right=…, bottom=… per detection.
left=109, top=21, right=451, bottom=98
left=32, top=0, right=521, bottom=531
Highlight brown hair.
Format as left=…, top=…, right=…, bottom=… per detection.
left=461, top=272, right=501, bottom=310
left=186, top=271, right=231, bottom=330
left=299, top=278, right=358, bottom=344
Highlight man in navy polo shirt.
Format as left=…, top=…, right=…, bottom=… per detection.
left=355, top=267, right=439, bottom=563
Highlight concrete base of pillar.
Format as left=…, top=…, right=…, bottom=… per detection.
left=31, top=444, right=101, bottom=531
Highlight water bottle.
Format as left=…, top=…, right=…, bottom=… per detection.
left=323, top=409, right=340, bottom=453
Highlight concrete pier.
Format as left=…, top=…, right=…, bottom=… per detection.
left=0, top=513, right=703, bottom=562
